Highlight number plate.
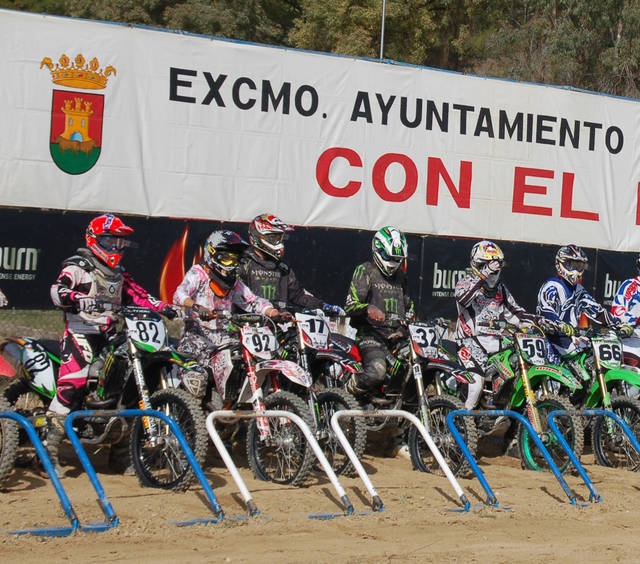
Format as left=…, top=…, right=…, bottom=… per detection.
left=408, top=323, right=440, bottom=358
left=125, top=317, right=167, bottom=351
left=592, top=336, right=623, bottom=370
left=296, top=312, right=330, bottom=349
left=516, top=335, right=547, bottom=365
left=241, top=325, right=278, bottom=359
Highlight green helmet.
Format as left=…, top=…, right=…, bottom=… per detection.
left=372, top=226, right=407, bottom=277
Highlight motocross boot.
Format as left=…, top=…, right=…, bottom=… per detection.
left=108, top=431, right=134, bottom=475
left=44, top=412, right=67, bottom=478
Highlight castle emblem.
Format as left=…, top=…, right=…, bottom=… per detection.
left=40, top=54, right=117, bottom=174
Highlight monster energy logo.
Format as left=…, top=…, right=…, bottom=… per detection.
left=261, top=284, right=277, bottom=300
left=384, top=297, right=399, bottom=313
left=352, top=264, right=366, bottom=280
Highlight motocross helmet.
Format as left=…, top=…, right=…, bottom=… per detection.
left=556, top=244, right=588, bottom=286
left=470, top=240, right=504, bottom=288
left=85, top=214, right=134, bottom=268
left=372, top=226, right=408, bottom=277
left=248, top=213, right=293, bottom=260
left=203, top=230, right=249, bottom=292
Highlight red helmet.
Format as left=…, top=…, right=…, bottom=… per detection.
left=85, top=214, right=134, bottom=268
left=248, top=214, right=293, bottom=260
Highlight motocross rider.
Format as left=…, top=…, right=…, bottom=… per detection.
left=344, top=226, right=415, bottom=401
left=611, top=254, right=640, bottom=369
left=48, top=214, right=174, bottom=475
left=238, top=213, right=345, bottom=316
left=537, top=244, right=631, bottom=364
left=455, top=240, right=554, bottom=411
left=173, top=230, right=281, bottom=407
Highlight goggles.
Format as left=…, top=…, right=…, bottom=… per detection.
left=216, top=251, right=241, bottom=268
left=378, top=248, right=405, bottom=263
left=97, top=235, right=129, bottom=251
left=563, top=259, right=586, bottom=272
left=261, top=232, right=285, bottom=246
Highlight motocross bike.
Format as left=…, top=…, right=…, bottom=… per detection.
left=560, top=325, right=640, bottom=470
left=466, top=321, right=584, bottom=473
left=344, top=318, right=479, bottom=477
left=276, top=308, right=367, bottom=476
left=195, top=311, right=316, bottom=486
left=0, top=304, right=208, bottom=491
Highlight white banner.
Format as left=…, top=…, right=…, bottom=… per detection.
left=1, top=9, right=639, bottom=251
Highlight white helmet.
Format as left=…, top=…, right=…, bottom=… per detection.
left=470, top=240, right=504, bottom=288
left=372, top=226, right=408, bottom=277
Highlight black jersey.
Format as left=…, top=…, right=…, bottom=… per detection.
left=238, top=249, right=324, bottom=310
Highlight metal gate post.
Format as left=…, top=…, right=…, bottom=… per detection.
left=65, top=409, right=224, bottom=529
left=582, top=408, right=640, bottom=456
left=330, top=409, right=470, bottom=512
left=206, top=410, right=354, bottom=519
left=447, top=409, right=578, bottom=506
left=546, top=410, right=601, bottom=502
left=0, top=411, right=79, bottom=536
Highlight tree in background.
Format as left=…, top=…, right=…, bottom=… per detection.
left=1, top=0, right=639, bottom=98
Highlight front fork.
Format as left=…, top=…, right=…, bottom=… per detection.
left=519, top=354, right=543, bottom=434
left=596, top=364, right=615, bottom=433
left=243, top=347, right=270, bottom=440
left=129, top=340, right=158, bottom=438
left=411, top=346, right=431, bottom=432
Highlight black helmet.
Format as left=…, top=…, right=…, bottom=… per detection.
left=203, top=230, right=248, bottom=284
left=555, top=245, right=588, bottom=285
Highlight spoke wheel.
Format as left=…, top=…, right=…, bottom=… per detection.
left=246, top=390, right=315, bottom=486
left=592, top=396, right=640, bottom=470
left=0, top=395, right=18, bottom=483
left=4, top=380, right=47, bottom=467
left=314, top=388, right=366, bottom=476
left=408, top=395, right=477, bottom=477
left=130, top=388, right=207, bottom=492
left=518, top=394, right=583, bottom=473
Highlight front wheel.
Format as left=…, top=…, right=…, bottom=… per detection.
left=4, top=379, right=47, bottom=467
left=408, top=395, right=477, bottom=477
left=0, top=395, right=18, bottom=483
left=130, top=388, right=207, bottom=492
left=518, top=394, right=583, bottom=473
left=246, top=390, right=315, bottom=486
left=592, top=396, right=640, bottom=470
left=314, top=388, right=366, bottom=477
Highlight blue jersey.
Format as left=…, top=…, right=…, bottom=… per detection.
left=537, top=276, right=614, bottom=350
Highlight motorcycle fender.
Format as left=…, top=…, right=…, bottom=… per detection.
left=511, top=365, right=580, bottom=407
left=315, top=349, right=362, bottom=374
left=255, top=360, right=312, bottom=388
left=16, top=340, right=57, bottom=398
left=585, top=367, right=640, bottom=406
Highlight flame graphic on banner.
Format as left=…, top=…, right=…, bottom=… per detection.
left=159, top=226, right=189, bottom=303
left=158, top=225, right=203, bottom=303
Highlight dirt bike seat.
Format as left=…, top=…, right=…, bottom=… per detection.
left=39, top=339, right=61, bottom=356
left=440, top=339, right=458, bottom=356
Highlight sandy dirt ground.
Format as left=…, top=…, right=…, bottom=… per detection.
left=1, top=434, right=639, bottom=564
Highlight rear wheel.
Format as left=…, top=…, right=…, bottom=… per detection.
left=592, top=396, right=640, bottom=470
left=518, top=394, right=583, bottom=473
left=246, top=390, right=315, bottom=486
left=314, top=388, right=366, bottom=476
left=408, top=395, right=477, bottom=477
left=130, top=388, right=207, bottom=492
